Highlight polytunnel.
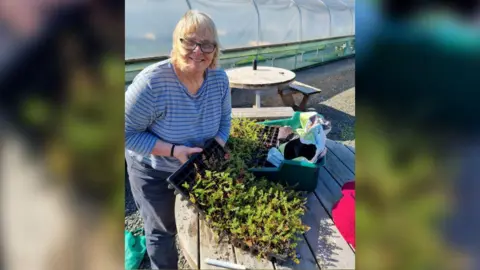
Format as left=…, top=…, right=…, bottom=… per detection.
left=125, top=0, right=355, bottom=82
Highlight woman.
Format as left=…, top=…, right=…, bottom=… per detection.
left=125, top=10, right=231, bottom=269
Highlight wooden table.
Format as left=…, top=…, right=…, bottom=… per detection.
left=175, top=139, right=356, bottom=270
left=226, top=66, right=296, bottom=108
left=232, top=107, right=294, bottom=120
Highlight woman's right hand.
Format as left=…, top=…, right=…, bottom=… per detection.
left=173, top=145, right=203, bottom=164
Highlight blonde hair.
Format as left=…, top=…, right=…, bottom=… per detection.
left=171, top=10, right=221, bottom=71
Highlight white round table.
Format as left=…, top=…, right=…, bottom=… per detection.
left=226, top=66, right=296, bottom=108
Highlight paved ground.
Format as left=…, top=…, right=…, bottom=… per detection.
left=125, top=57, right=355, bottom=269
left=297, top=58, right=355, bottom=147
left=257, top=57, right=355, bottom=147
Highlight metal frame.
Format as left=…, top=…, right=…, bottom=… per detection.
left=290, top=0, right=303, bottom=42
left=335, top=0, right=355, bottom=35
left=316, top=0, right=333, bottom=37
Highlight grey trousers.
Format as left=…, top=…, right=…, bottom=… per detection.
left=126, top=154, right=178, bottom=270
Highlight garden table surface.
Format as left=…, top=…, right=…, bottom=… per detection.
left=175, top=138, right=356, bottom=270
left=225, top=66, right=296, bottom=108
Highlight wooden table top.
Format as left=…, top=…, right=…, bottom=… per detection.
left=226, top=66, right=296, bottom=90
left=175, top=139, right=356, bottom=270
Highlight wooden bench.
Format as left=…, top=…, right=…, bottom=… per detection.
left=232, top=107, right=294, bottom=120
left=175, top=139, right=356, bottom=270
left=278, top=81, right=322, bottom=112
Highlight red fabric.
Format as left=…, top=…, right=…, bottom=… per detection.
left=332, top=181, right=355, bottom=248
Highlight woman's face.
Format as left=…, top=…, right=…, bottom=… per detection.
left=180, top=31, right=216, bottom=73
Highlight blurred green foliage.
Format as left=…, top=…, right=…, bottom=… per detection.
left=356, top=106, right=471, bottom=270
left=18, top=44, right=125, bottom=253
left=68, top=54, right=124, bottom=206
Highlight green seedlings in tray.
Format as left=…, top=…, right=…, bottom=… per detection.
left=182, top=169, right=309, bottom=262
left=180, top=118, right=309, bottom=263
left=227, top=118, right=269, bottom=170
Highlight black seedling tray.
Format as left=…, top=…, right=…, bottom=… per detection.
left=231, top=238, right=289, bottom=263
left=258, top=125, right=280, bottom=148
left=166, top=138, right=227, bottom=210
left=250, top=125, right=280, bottom=168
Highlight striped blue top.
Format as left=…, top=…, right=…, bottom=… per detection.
left=125, top=59, right=232, bottom=173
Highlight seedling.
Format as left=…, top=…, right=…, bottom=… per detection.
left=170, top=118, right=310, bottom=263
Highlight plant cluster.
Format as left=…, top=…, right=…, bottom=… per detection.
left=181, top=118, right=310, bottom=263
left=228, top=118, right=267, bottom=165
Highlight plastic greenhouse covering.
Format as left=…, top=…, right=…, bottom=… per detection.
left=125, top=0, right=355, bottom=60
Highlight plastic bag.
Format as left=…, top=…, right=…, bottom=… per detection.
left=298, top=112, right=331, bottom=134
left=295, top=112, right=328, bottom=162
left=267, top=112, right=330, bottom=166
left=125, top=229, right=146, bottom=270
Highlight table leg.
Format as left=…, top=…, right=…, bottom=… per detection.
left=298, top=94, right=311, bottom=111
left=255, top=92, right=261, bottom=108
left=278, top=88, right=295, bottom=108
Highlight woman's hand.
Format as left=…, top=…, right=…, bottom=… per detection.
left=173, top=145, right=203, bottom=164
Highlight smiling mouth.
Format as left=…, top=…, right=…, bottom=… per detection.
left=189, top=57, right=204, bottom=62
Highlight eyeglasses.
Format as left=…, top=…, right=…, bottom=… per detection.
left=180, top=38, right=216, bottom=53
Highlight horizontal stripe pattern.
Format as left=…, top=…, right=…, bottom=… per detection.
left=125, top=59, right=232, bottom=172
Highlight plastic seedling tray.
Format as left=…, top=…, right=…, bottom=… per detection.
left=258, top=125, right=280, bottom=149
left=231, top=232, right=306, bottom=264
left=248, top=125, right=280, bottom=169
left=166, top=138, right=227, bottom=215
left=231, top=238, right=289, bottom=263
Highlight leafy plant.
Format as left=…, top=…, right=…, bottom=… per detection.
left=181, top=118, right=310, bottom=263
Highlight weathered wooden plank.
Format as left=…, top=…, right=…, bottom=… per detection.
left=199, top=219, right=236, bottom=269
left=326, top=140, right=355, bottom=173
left=232, top=107, right=294, bottom=120
left=324, top=150, right=355, bottom=188
left=303, top=193, right=355, bottom=269
left=233, top=247, right=275, bottom=269
left=315, top=168, right=343, bottom=215
left=174, top=196, right=199, bottom=269
left=289, top=81, right=322, bottom=95
left=273, top=235, right=319, bottom=270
